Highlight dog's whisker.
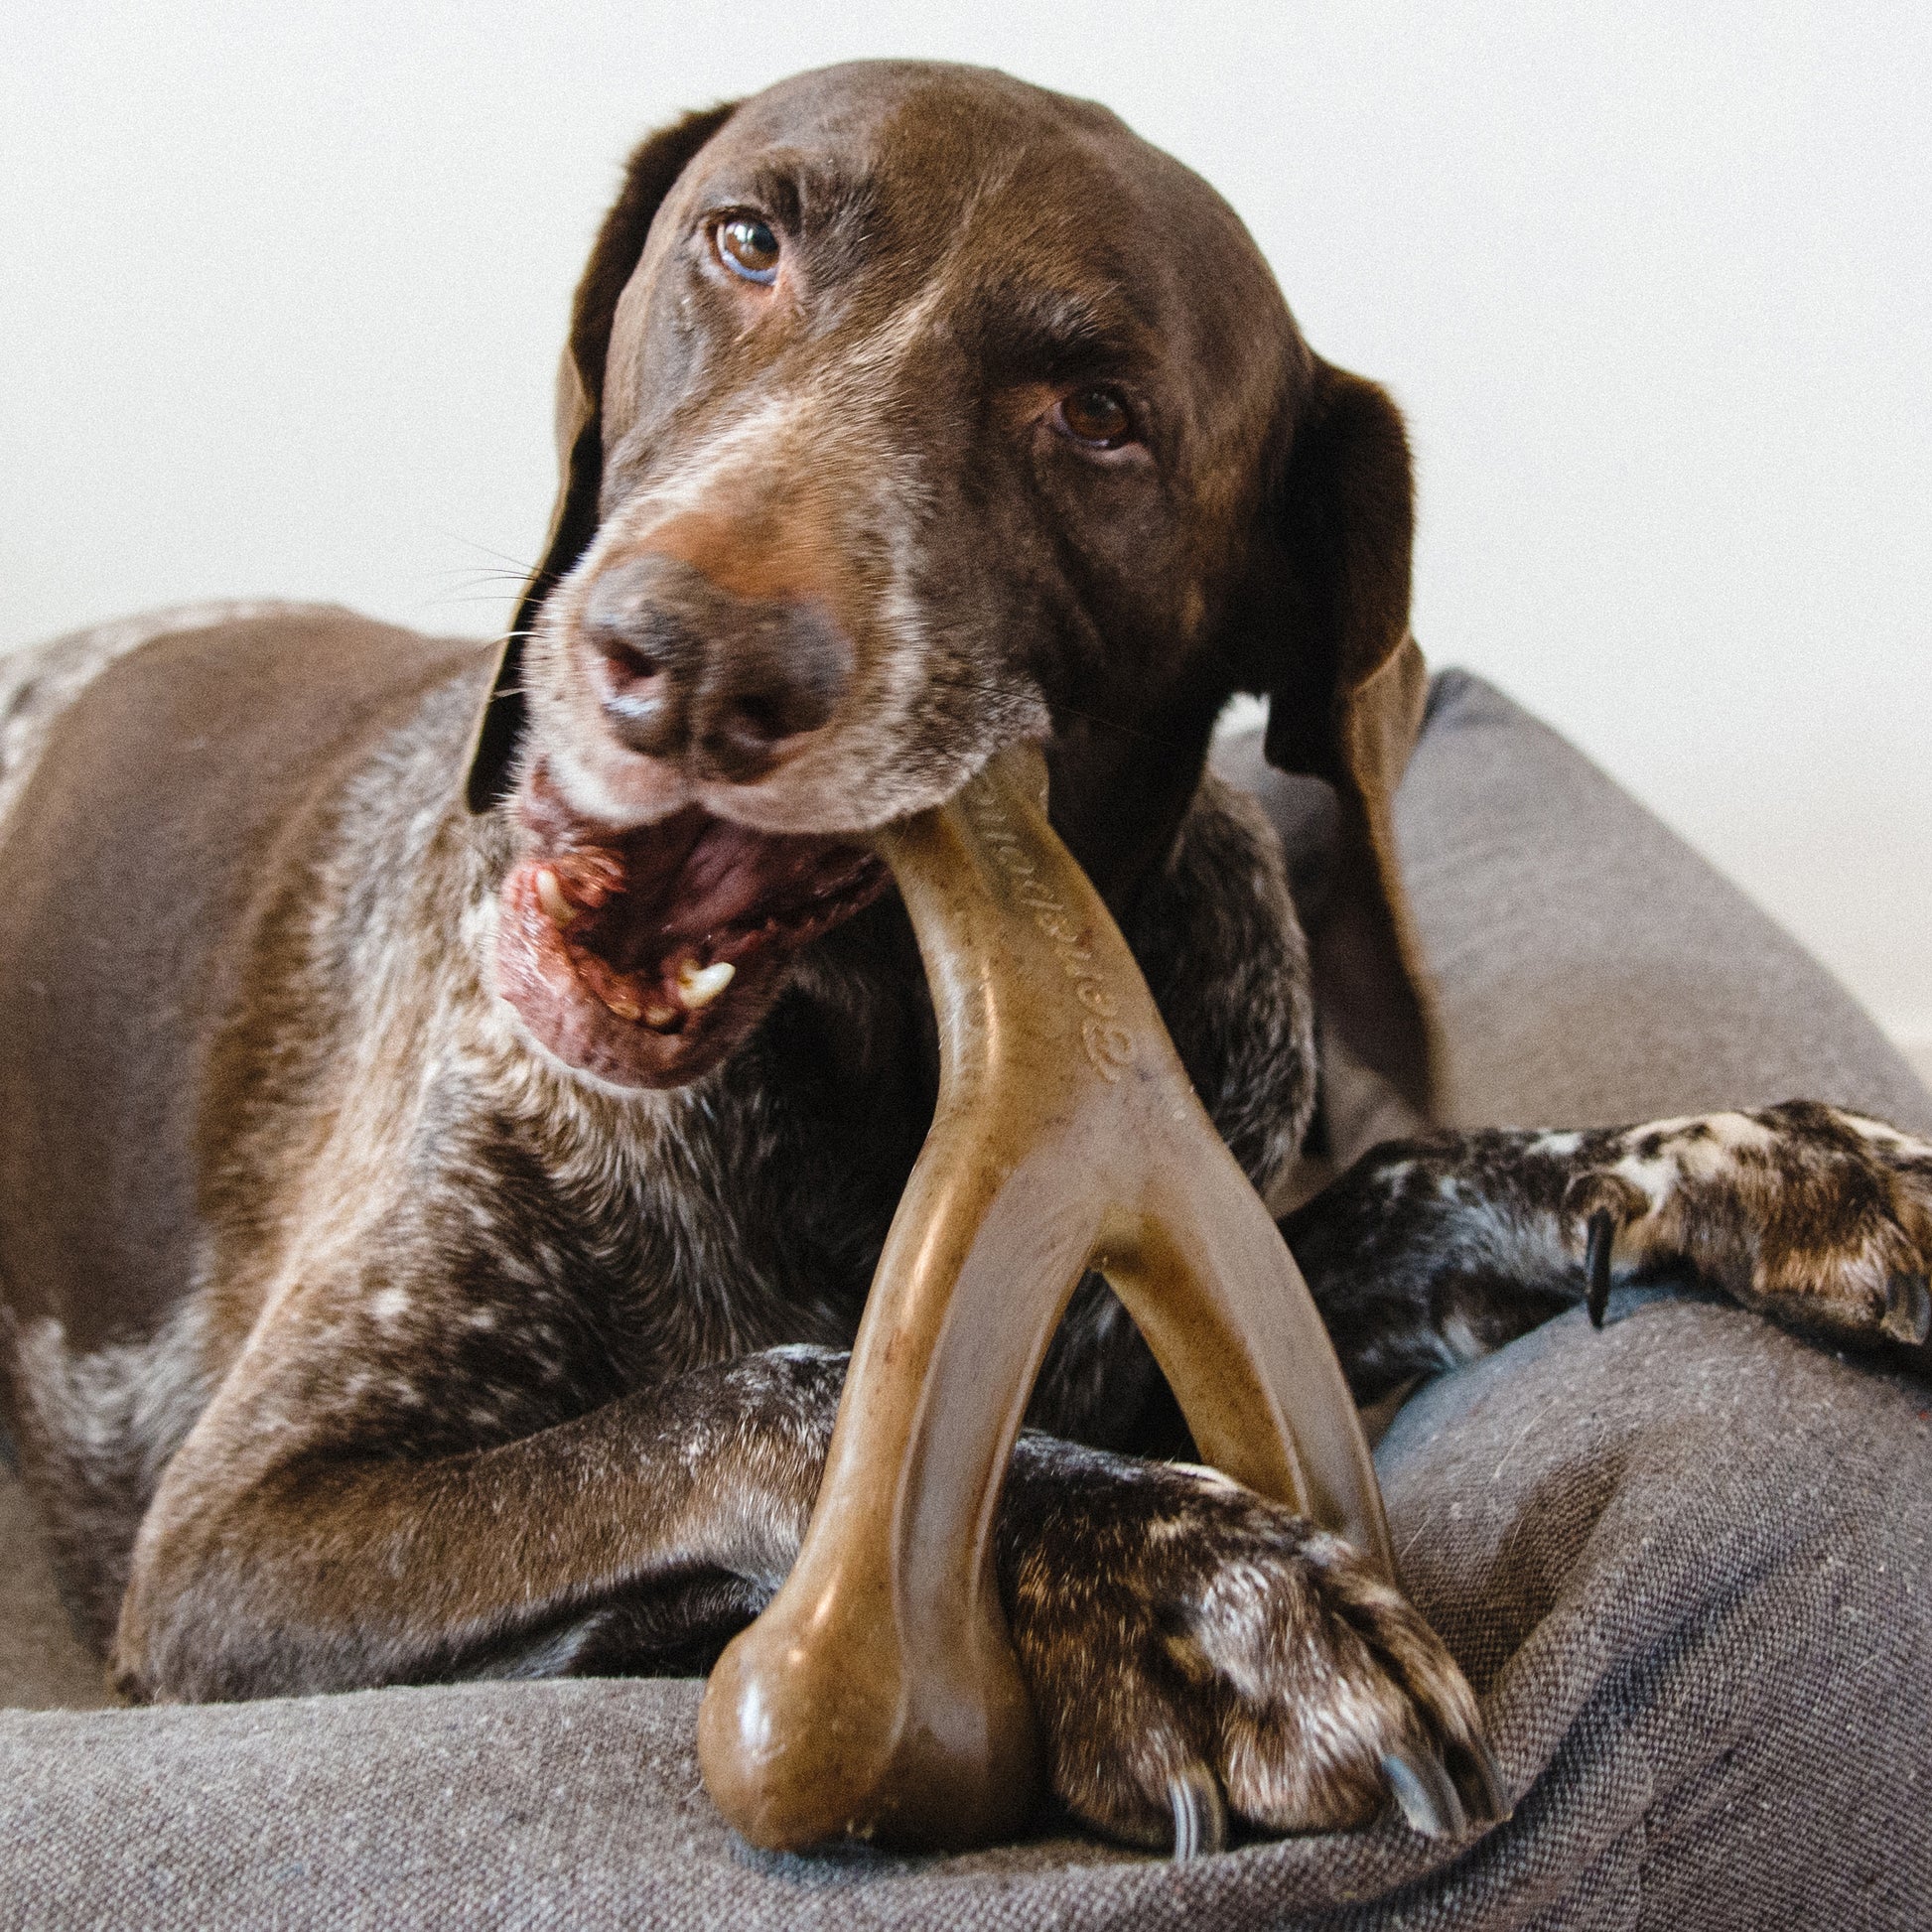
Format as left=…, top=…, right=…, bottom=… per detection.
left=427, top=571, right=537, bottom=591
left=429, top=526, right=541, bottom=576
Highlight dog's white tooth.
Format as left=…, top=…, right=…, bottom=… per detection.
left=677, top=958, right=737, bottom=1009
left=601, top=987, right=643, bottom=1022
left=535, top=868, right=577, bottom=928
left=640, top=1000, right=680, bottom=1030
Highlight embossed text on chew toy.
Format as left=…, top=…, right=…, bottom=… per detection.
left=967, top=789, right=1135, bottom=1082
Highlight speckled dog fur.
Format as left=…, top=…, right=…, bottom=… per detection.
left=3, top=64, right=1928, bottom=1857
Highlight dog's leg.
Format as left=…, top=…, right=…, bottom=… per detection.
left=112, top=1340, right=854, bottom=1700
left=117, top=1289, right=1498, bottom=1847
left=1282, top=1101, right=1932, bottom=1401
left=997, top=1434, right=1501, bottom=1848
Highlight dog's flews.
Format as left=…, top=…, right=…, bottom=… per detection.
left=2, top=62, right=1928, bottom=1855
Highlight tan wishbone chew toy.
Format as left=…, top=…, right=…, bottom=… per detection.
left=697, top=740, right=1396, bottom=1855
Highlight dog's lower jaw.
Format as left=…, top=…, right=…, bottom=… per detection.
left=495, top=860, right=790, bottom=1089
left=493, top=760, right=888, bottom=1090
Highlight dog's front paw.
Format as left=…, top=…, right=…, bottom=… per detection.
left=1568, top=1102, right=1932, bottom=1347
left=999, top=1443, right=1503, bottom=1852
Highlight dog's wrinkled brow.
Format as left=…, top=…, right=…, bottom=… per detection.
left=702, top=156, right=870, bottom=236
left=968, top=281, right=1149, bottom=378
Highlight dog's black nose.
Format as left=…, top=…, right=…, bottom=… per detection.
left=581, top=553, right=852, bottom=782
left=581, top=558, right=697, bottom=760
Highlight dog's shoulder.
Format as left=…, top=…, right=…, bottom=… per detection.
left=0, top=606, right=494, bottom=1349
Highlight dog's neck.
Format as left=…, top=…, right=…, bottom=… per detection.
left=1044, top=723, right=1219, bottom=927
left=722, top=716, right=1225, bottom=1137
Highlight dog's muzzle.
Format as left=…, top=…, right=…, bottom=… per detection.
left=580, top=551, right=854, bottom=786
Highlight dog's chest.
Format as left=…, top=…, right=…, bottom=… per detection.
left=510, top=995, right=932, bottom=1381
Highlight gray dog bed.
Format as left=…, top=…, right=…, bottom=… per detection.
left=4, top=672, right=1928, bottom=1929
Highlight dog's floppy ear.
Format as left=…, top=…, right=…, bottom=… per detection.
left=1258, top=358, right=1438, bottom=1118
left=465, top=103, right=739, bottom=812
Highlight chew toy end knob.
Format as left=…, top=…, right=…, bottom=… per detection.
left=697, top=1562, right=1039, bottom=1852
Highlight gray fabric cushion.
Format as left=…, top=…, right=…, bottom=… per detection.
left=4, top=670, right=1928, bottom=1928
left=1403, top=672, right=1932, bottom=1138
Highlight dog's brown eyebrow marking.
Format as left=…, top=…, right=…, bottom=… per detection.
left=971, top=281, right=1147, bottom=377
left=706, top=163, right=803, bottom=229
left=703, top=157, right=870, bottom=237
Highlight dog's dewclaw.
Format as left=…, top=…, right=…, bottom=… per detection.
left=697, top=741, right=1397, bottom=1854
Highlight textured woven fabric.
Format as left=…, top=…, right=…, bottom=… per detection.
left=1400, top=672, right=1932, bottom=1140
left=6, top=1301, right=1926, bottom=1930
left=3, top=672, right=1928, bottom=1928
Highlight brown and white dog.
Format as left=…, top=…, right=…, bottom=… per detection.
left=3, top=61, right=1929, bottom=1855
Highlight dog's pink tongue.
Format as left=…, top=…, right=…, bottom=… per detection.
left=493, top=769, right=885, bottom=1089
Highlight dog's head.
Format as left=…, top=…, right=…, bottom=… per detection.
left=472, top=61, right=1431, bottom=1102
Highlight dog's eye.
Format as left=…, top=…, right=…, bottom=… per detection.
left=1054, top=387, right=1135, bottom=451
left=715, top=215, right=780, bottom=285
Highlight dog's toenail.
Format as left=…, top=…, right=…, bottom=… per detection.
left=1167, top=1763, right=1226, bottom=1860
left=1585, top=1209, right=1616, bottom=1328
left=1382, top=1746, right=1466, bottom=1840
left=1456, top=1733, right=1511, bottom=1826
left=1882, top=1272, right=1932, bottom=1346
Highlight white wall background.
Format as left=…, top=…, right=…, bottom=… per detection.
left=3, top=1, right=1927, bottom=1063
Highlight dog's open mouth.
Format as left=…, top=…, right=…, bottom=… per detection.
left=495, top=764, right=888, bottom=1088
